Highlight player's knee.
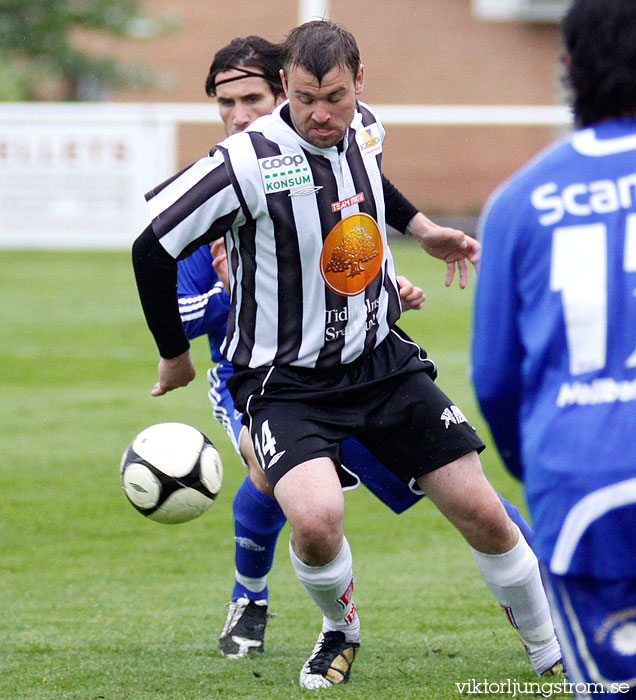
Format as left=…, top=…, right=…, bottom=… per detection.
left=293, top=502, right=342, bottom=544
left=289, top=503, right=344, bottom=564
left=456, top=497, right=517, bottom=553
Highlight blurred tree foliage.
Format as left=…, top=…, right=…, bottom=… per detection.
left=0, top=0, right=179, bottom=101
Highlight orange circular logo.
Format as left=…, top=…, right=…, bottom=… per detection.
left=320, top=213, right=384, bottom=296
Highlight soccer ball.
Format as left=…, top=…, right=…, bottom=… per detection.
left=120, top=422, right=223, bottom=524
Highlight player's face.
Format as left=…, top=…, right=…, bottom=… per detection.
left=282, top=63, right=364, bottom=148
left=215, top=69, right=281, bottom=136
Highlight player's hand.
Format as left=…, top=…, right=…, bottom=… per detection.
left=407, top=212, right=481, bottom=289
left=397, top=275, right=426, bottom=311
left=210, top=238, right=230, bottom=294
left=152, top=350, right=196, bottom=396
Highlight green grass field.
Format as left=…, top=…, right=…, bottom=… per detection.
left=0, top=244, right=565, bottom=700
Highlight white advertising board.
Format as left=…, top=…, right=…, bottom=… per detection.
left=0, top=103, right=177, bottom=249
left=0, top=102, right=568, bottom=249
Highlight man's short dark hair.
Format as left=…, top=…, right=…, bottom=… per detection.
left=281, top=21, right=360, bottom=84
left=562, top=0, right=636, bottom=127
left=205, top=36, right=284, bottom=98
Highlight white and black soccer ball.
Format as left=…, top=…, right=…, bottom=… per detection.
left=120, top=422, right=223, bottom=524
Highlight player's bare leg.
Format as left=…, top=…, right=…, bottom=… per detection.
left=275, top=458, right=360, bottom=689
left=241, top=427, right=274, bottom=497
left=418, top=452, right=562, bottom=675
left=275, top=457, right=344, bottom=565
left=417, top=451, right=517, bottom=553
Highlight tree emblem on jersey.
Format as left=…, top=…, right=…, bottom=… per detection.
left=325, top=225, right=380, bottom=278
left=320, top=213, right=384, bottom=296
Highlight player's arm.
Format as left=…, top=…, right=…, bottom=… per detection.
left=383, top=174, right=419, bottom=233
left=133, top=152, right=242, bottom=396
left=133, top=226, right=195, bottom=396
left=407, top=212, right=480, bottom=289
left=471, top=196, right=524, bottom=479
left=177, top=245, right=230, bottom=341
left=382, top=174, right=480, bottom=289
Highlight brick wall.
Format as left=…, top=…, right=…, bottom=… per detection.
left=109, top=0, right=564, bottom=215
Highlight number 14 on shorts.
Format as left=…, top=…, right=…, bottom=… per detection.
left=253, top=420, right=286, bottom=470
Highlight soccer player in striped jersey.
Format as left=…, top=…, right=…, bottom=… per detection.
left=473, top=1, right=636, bottom=695
left=180, top=35, right=537, bottom=664
left=179, top=36, right=433, bottom=659
left=134, top=21, right=560, bottom=688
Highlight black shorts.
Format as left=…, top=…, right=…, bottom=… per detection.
left=228, top=327, right=485, bottom=490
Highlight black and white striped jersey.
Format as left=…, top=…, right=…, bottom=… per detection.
left=146, top=101, right=402, bottom=369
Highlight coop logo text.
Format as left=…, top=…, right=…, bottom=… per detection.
left=261, top=154, right=305, bottom=169
left=258, top=153, right=314, bottom=194
left=331, top=192, right=365, bottom=212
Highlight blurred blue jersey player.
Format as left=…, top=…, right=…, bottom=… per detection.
left=181, top=35, right=536, bottom=662
left=473, top=0, right=636, bottom=695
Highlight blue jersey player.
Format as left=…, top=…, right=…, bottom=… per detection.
left=473, top=0, right=636, bottom=695
left=177, top=35, right=537, bottom=664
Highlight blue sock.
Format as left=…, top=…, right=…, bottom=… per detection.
left=498, top=493, right=535, bottom=551
left=231, top=476, right=286, bottom=603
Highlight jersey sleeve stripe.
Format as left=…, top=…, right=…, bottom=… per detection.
left=145, top=163, right=192, bottom=199
left=149, top=166, right=235, bottom=241
left=177, top=207, right=240, bottom=260
left=215, top=145, right=254, bottom=224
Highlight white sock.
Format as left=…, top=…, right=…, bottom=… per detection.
left=234, top=569, right=267, bottom=598
left=289, top=536, right=360, bottom=642
left=471, top=525, right=558, bottom=655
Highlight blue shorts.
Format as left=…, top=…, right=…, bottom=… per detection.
left=207, top=359, right=423, bottom=513
left=543, top=567, right=636, bottom=698
left=208, top=361, right=246, bottom=464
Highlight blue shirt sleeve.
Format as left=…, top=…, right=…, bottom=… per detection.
left=177, top=244, right=230, bottom=362
left=472, top=189, right=525, bottom=479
